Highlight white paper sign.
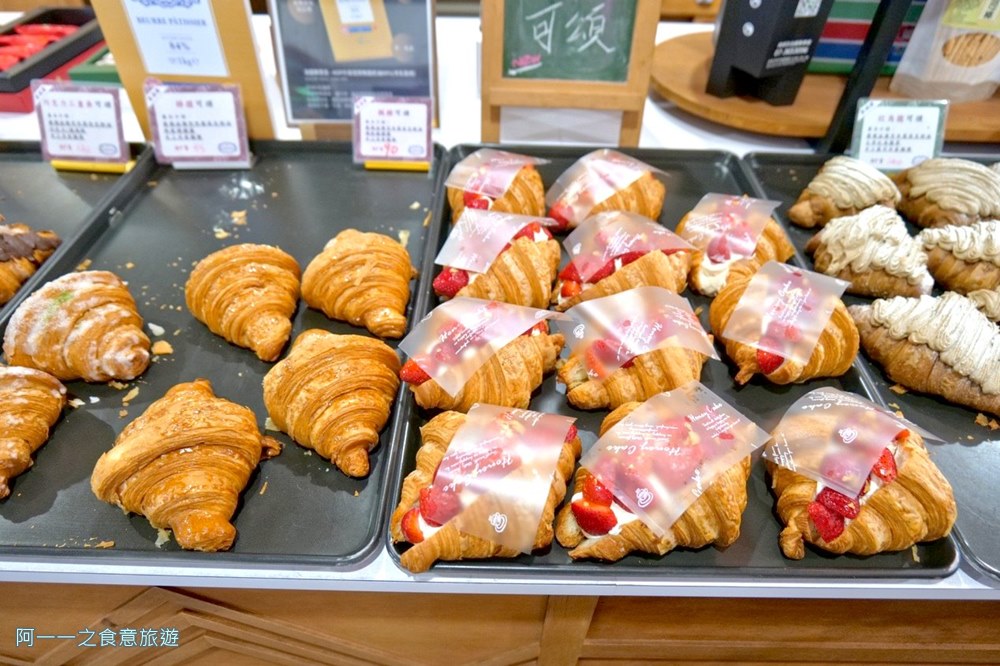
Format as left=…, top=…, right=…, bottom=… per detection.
left=337, top=0, right=375, bottom=24
left=122, top=0, right=229, bottom=78
left=353, top=95, right=432, bottom=164
left=145, top=82, right=250, bottom=167
left=851, top=98, right=948, bottom=171
left=32, top=82, right=127, bottom=164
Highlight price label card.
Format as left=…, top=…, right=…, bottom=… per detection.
left=851, top=98, right=949, bottom=171
left=32, top=81, right=128, bottom=165
left=145, top=81, right=251, bottom=169
left=352, top=95, right=432, bottom=167
left=122, top=0, right=229, bottom=78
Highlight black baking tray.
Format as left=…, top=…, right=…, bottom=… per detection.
left=0, top=140, right=441, bottom=569
left=744, top=150, right=997, bottom=580
left=385, top=144, right=960, bottom=578
left=0, top=8, right=102, bottom=93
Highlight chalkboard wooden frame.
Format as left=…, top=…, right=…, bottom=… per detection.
left=481, top=0, right=660, bottom=146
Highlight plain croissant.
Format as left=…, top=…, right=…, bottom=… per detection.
left=0, top=222, right=61, bottom=307
left=185, top=244, right=301, bottom=362
left=263, top=330, right=400, bottom=477
left=0, top=366, right=66, bottom=499
left=447, top=164, right=546, bottom=222
left=91, top=379, right=281, bottom=552
left=302, top=229, right=417, bottom=339
left=3, top=270, right=150, bottom=382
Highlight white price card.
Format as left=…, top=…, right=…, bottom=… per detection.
left=122, top=0, right=229, bottom=78
left=352, top=95, right=432, bottom=167
left=145, top=81, right=251, bottom=169
left=851, top=98, right=949, bottom=171
left=32, top=81, right=128, bottom=165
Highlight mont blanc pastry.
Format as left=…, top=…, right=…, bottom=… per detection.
left=919, top=220, right=1000, bottom=294
left=787, top=156, right=901, bottom=228
left=894, top=158, right=1000, bottom=228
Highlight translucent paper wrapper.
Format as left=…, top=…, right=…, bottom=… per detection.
left=427, top=403, right=575, bottom=553
left=721, top=262, right=848, bottom=367
left=563, top=211, right=694, bottom=282
left=399, top=298, right=566, bottom=397
left=581, top=381, right=770, bottom=537
left=678, top=194, right=779, bottom=261
left=545, top=149, right=665, bottom=227
left=764, top=388, right=940, bottom=497
left=555, top=287, right=718, bottom=380
left=435, top=209, right=557, bottom=274
left=444, top=148, right=549, bottom=199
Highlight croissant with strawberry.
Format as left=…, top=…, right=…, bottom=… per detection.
left=446, top=151, right=546, bottom=222
left=553, top=248, right=691, bottom=312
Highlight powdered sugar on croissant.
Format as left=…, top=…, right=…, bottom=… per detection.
left=0, top=366, right=66, bottom=499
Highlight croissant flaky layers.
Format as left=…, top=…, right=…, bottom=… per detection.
left=263, top=330, right=400, bottom=477
left=91, top=379, right=281, bottom=552
left=302, top=229, right=417, bottom=339
left=390, top=410, right=581, bottom=573
left=185, top=244, right=301, bottom=362
left=447, top=165, right=546, bottom=222
left=555, top=402, right=750, bottom=561
left=4, top=270, right=150, bottom=382
left=0, top=366, right=66, bottom=499
left=455, top=237, right=560, bottom=308
left=0, top=222, right=61, bottom=306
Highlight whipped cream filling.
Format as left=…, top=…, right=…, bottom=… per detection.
left=815, top=205, right=932, bottom=287
left=968, top=289, right=1000, bottom=322
left=416, top=512, right=443, bottom=540
left=919, top=220, right=1000, bottom=266
left=571, top=491, right=640, bottom=538
left=808, top=156, right=900, bottom=210
left=904, top=158, right=1000, bottom=217
left=869, top=292, right=1000, bottom=394
left=695, top=257, right=737, bottom=296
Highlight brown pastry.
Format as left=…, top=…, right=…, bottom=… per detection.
left=90, top=379, right=281, bottom=552
left=0, top=366, right=66, bottom=499
left=0, top=221, right=61, bottom=307
left=919, top=221, right=1000, bottom=295
left=302, top=229, right=416, bottom=339
left=447, top=165, right=545, bottom=222
left=390, top=410, right=581, bottom=573
left=787, top=156, right=901, bottom=228
left=553, top=249, right=691, bottom=312
left=768, top=423, right=956, bottom=559
left=709, top=261, right=859, bottom=384
left=3, top=270, right=150, bottom=382
left=185, top=244, right=301, bottom=362
left=555, top=402, right=751, bottom=561
left=805, top=205, right=933, bottom=298
left=893, top=158, right=1000, bottom=228
left=549, top=171, right=665, bottom=233
left=850, top=292, right=1000, bottom=417
left=263, top=330, right=400, bottom=477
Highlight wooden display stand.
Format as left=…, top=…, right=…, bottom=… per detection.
left=650, top=32, right=1000, bottom=142
left=481, top=0, right=660, bottom=147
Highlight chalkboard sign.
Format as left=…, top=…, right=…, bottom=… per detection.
left=502, top=0, right=637, bottom=82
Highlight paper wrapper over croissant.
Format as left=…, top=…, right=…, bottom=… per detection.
left=302, top=229, right=417, bottom=339
left=446, top=164, right=546, bottom=222
left=0, top=366, right=66, bottom=499
left=90, top=379, right=281, bottom=552
left=185, top=243, right=301, bottom=362
left=263, top=330, right=400, bottom=477
left=3, top=270, right=150, bottom=383
left=0, top=222, right=61, bottom=307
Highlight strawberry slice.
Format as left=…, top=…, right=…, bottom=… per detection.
left=571, top=499, right=617, bottom=536
left=560, top=280, right=582, bottom=299
left=523, top=321, right=548, bottom=336
left=548, top=202, right=573, bottom=232
left=816, top=487, right=860, bottom=519
left=399, top=359, right=431, bottom=385
left=565, top=423, right=578, bottom=442
left=400, top=507, right=424, bottom=543
left=419, top=486, right=462, bottom=526
left=756, top=347, right=785, bottom=375
left=583, top=475, right=613, bottom=506
left=432, top=267, right=469, bottom=298
left=558, top=261, right=582, bottom=282
left=513, top=221, right=553, bottom=242
left=654, top=442, right=703, bottom=490
left=872, top=447, right=897, bottom=483
left=808, top=500, right=845, bottom=542
left=894, top=429, right=910, bottom=443
left=707, top=234, right=731, bottom=263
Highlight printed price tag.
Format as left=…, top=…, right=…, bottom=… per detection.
left=145, top=81, right=251, bottom=169
left=851, top=98, right=949, bottom=171
left=32, top=82, right=127, bottom=165
left=352, top=95, right=432, bottom=166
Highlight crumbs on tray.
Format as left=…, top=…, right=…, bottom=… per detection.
left=151, top=340, right=174, bottom=355
left=889, top=384, right=908, bottom=394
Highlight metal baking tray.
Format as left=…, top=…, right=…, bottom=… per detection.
left=744, top=150, right=997, bottom=580
left=385, top=145, right=959, bottom=578
left=0, top=141, right=441, bottom=568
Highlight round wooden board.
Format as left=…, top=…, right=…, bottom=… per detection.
left=649, top=32, right=1000, bottom=143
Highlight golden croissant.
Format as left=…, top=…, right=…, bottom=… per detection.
left=263, top=330, right=400, bottom=477
left=185, top=244, right=301, bottom=362
left=447, top=164, right=546, bottom=222
left=302, top=229, right=417, bottom=339
left=3, top=270, right=150, bottom=382
left=556, top=345, right=709, bottom=411
left=849, top=293, right=1000, bottom=417
left=554, top=250, right=691, bottom=312
left=0, top=366, right=66, bottom=499
left=893, top=158, right=1000, bottom=228
left=0, top=222, right=61, bottom=307
left=709, top=261, right=859, bottom=384
left=787, top=155, right=901, bottom=228
left=435, top=236, right=560, bottom=308
left=91, top=379, right=281, bottom=552
left=550, top=172, right=666, bottom=232
left=390, top=410, right=581, bottom=573
left=555, top=402, right=750, bottom=561
left=919, top=221, right=1000, bottom=295
left=403, top=330, right=564, bottom=412
left=768, top=426, right=956, bottom=559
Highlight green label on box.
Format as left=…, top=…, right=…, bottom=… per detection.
left=943, top=0, right=1000, bottom=31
